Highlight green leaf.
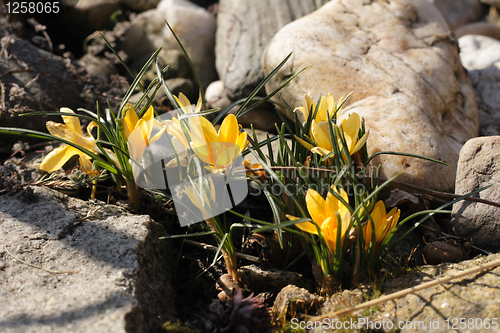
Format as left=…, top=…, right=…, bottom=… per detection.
left=164, top=19, right=206, bottom=110
left=364, top=151, right=452, bottom=167
left=0, top=127, right=103, bottom=163
left=155, top=57, right=181, bottom=110
left=118, top=47, right=163, bottom=118
left=159, top=231, right=217, bottom=239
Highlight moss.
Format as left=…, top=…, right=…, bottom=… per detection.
left=162, top=321, right=200, bottom=333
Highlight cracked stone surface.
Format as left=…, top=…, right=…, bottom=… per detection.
left=0, top=186, right=176, bottom=332
left=263, top=0, right=478, bottom=192
left=451, top=136, right=500, bottom=251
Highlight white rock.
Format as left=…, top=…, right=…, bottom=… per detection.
left=263, top=0, right=478, bottom=192
left=459, top=35, right=500, bottom=70
left=121, top=0, right=217, bottom=86
left=451, top=136, right=500, bottom=251
left=469, top=62, right=500, bottom=135
left=206, top=80, right=231, bottom=110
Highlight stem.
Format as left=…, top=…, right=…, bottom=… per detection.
left=125, top=178, right=140, bottom=212
left=206, top=217, right=239, bottom=281
left=91, top=179, right=97, bottom=199
left=223, top=251, right=239, bottom=281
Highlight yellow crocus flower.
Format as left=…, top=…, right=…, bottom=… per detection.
left=175, top=92, right=202, bottom=115
left=164, top=94, right=248, bottom=170
left=287, top=185, right=351, bottom=253
left=295, top=93, right=369, bottom=160
left=40, top=108, right=99, bottom=176
left=122, top=103, right=165, bottom=161
left=296, top=93, right=337, bottom=124
left=363, top=200, right=400, bottom=255
left=190, top=114, right=248, bottom=170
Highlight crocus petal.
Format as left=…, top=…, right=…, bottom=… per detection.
left=149, top=126, right=166, bottom=145
left=384, top=207, right=400, bottom=238
left=287, top=214, right=319, bottom=235
left=316, top=96, right=328, bottom=122
left=340, top=113, right=360, bottom=141
left=295, top=136, right=315, bottom=151
left=219, top=114, right=238, bottom=143
left=122, top=103, right=139, bottom=139
left=214, top=144, right=236, bottom=168
left=79, top=155, right=98, bottom=177
left=236, top=131, right=248, bottom=152
left=142, top=106, right=155, bottom=122
left=175, top=93, right=194, bottom=114
left=86, top=121, right=98, bottom=139
left=321, top=217, right=338, bottom=253
left=351, top=131, right=369, bottom=154
left=190, top=116, right=218, bottom=145
left=104, top=148, right=122, bottom=173
left=190, top=142, right=214, bottom=165
left=136, top=118, right=151, bottom=145
left=60, top=108, right=84, bottom=137
left=311, top=121, right=333, bottom=151
left=46, top=122, right=97, bottom=152
left=40, top=145, right=81, bottom=172
left=127, top=124, right=148, bottom=161
left=305, top=189, right=331, bottom=226
left=165, top=119, right=190, bottom=148
left=195, top=92, right=203, bottom=113
left=311, top=146, right=332, bottom=157
left=185, top=184, right=210, bottom=216
left=301, top=94, right=314, bottom=121
left=296, top=221, right=320, bottom=235
left=326, top=186, right=348, bottom=214
left=371, top=201, right=386, bottom=234
left=326, top=94, right=335, bottom=117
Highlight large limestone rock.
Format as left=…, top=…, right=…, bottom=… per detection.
left=451, top=136, right=500, bottom=251
left=0, top=186, right=176, bottom=332
left=263, top=0, right=478, bottom=192
left=215, top=0, right=329, bottom=100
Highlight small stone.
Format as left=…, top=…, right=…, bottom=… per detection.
left=238, top=264, right=313, bottom=295
left=451, top=136, right=500, bottom=251
left=272, top=285, right=324, bottom=319
left=459, top=35, right=500, bottom=70
left=469, top=62, right=500, bottom=136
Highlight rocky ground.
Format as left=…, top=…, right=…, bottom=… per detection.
left=2, top=0, right=500, bottom=332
